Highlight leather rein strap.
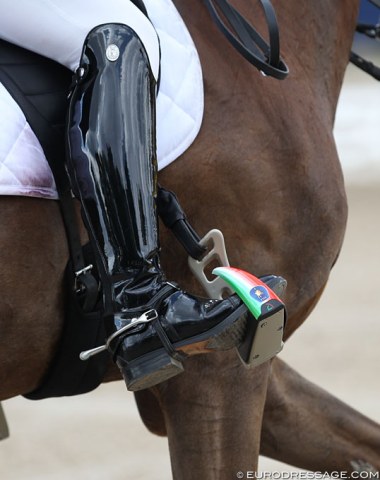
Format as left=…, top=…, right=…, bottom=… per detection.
left=203, top=0, right=288, bottom=80
left=204, top=0, right=380, bottom=82
left=350, top=0, right=380, bottom=81
left=350, top=21, right=380, bottom=80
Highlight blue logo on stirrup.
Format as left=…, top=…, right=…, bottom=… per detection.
left=249, top=285, right=269, bottom=303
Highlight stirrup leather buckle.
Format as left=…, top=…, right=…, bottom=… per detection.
left=74, top=264, right=94, bottom=294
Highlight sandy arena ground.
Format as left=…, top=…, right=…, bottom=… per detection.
left=0, top=66, right=379, bottom=479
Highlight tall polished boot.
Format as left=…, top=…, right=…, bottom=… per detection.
left=66, top=23, right=249, bottom=391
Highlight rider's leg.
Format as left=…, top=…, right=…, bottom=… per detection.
left=66, top=23, right=249, bottom=391
left=0, top=0, right=250, bottom=390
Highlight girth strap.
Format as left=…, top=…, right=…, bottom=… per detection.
left=0, top=39, right=99, bottom=312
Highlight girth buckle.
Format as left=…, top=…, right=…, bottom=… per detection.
left=75, top=264, right=94, bottom=278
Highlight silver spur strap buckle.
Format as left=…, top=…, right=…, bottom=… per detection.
left=79, top=309, right=158, bottom=361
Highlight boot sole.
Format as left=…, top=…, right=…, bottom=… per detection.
left=118, top=303, right=249, bottom=391
left=118, top=348, right=185, bottom=392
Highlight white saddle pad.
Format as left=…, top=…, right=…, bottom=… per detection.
left=0, top=0, right=203, bottom=199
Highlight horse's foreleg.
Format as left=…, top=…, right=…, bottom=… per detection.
left=261, top=358, right=380, bottom=472
left=134, top=389, right=167, bottom=437
left=156, top=352, right=270, bottom=479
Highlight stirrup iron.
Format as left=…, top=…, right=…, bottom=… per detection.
left=188, top=228, right=287, bottom=367
left=213, top=267, right=286, bottom=367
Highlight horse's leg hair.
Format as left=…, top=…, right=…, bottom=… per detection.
left=135, top=355, right=380, bottom=472
left=261, top=358, right=380, bottom=472
left=155, top=352, right=271, bottom=479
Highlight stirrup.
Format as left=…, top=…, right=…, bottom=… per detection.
left=188, top=228, right=287, bottom=367
left=213, top=267, right=286, bottom=367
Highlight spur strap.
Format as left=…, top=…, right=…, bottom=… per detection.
left=152, top=317, right=188, bottom=363
left=203, top=0, right=288, bottom=79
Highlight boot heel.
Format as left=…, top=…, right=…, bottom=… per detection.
left=117, top=349, right=185, bottom=392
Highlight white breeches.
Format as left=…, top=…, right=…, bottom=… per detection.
left=0, top=0, right=160, bottom=80
left=0, top=0, right=204, bottom=196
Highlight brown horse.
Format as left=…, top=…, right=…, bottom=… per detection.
left=1, top=0, right=379, bottom=477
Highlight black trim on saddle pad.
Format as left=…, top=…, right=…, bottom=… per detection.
left=0, top=39, right=109, bottom=399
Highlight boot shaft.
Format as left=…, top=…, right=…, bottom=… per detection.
left=67, top=24, right=159, bottom=276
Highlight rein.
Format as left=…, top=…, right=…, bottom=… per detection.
left=203, top=0, right=288, bottom=80
left=204, top=0, right=380, bottom=82
left=350, top=0, right=380, bottom=80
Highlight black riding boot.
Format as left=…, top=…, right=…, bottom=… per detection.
left=66, top=23, right=248, bottom=391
